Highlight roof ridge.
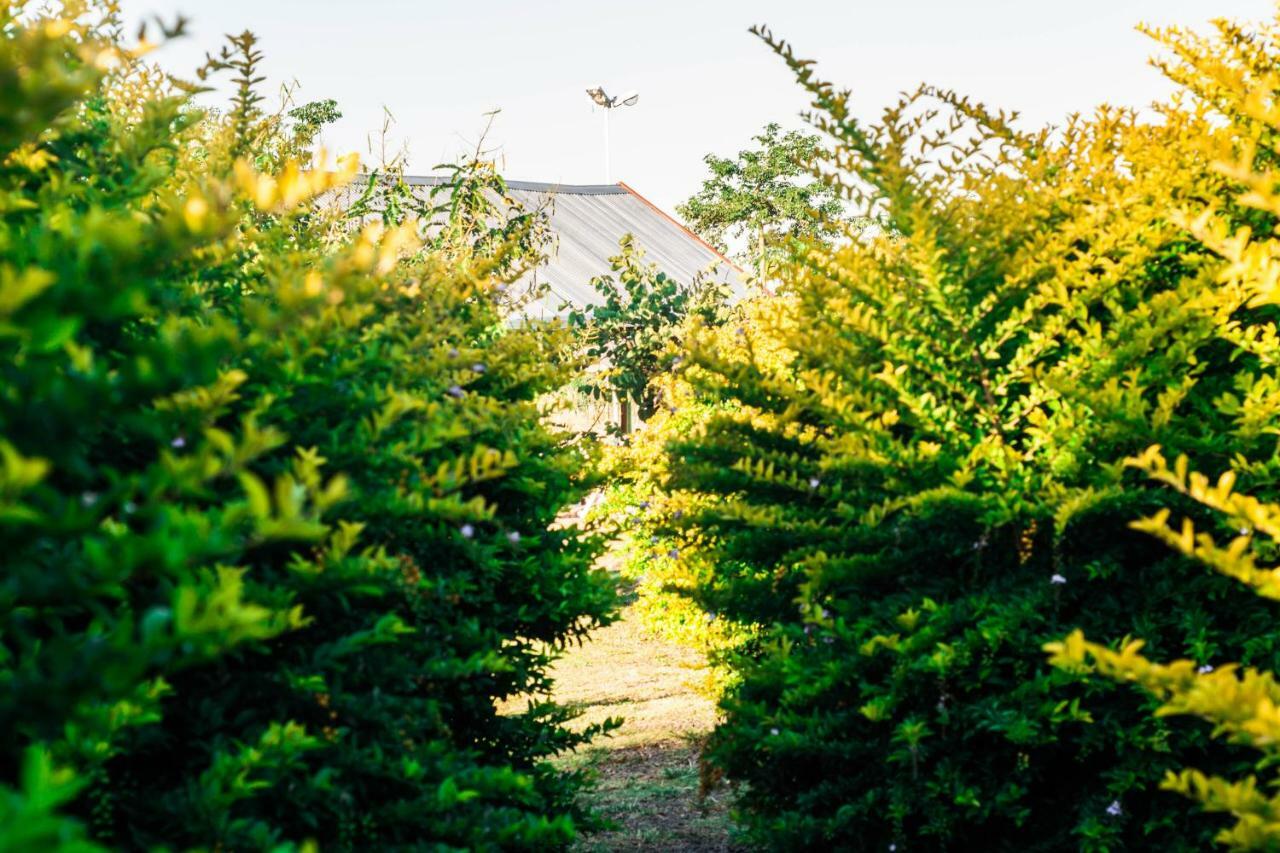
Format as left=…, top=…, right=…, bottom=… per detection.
left=615, top=181, right=745, bottom=275
left=398, top=175, right=629, bottom=195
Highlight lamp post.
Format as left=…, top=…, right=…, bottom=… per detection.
left=585, top=88, right=639, bottom=432
left=585, top=86, right=638, bottom=183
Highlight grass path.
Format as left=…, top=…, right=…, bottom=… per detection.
left=551, top=555, right=740, bottom=851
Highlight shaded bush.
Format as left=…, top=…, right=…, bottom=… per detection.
left=0, top=6, right=613, bottom=850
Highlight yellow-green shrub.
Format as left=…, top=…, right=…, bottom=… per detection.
left=594, top=299, right=787, bottom=685
left=1046, top=14, right=1280, bottom=847
left=1050, top=450, right=1280, bottom=850
left=652, top=9, right=1280, bottom=850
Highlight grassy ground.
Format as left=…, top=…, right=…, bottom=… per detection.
left=546, top=554, right=743, bottom=851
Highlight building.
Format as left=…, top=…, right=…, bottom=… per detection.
left=340, top=175, right=748, bottom=431
left=396, top=176, right=746, bottom=317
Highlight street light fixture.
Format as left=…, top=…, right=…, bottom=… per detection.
left=585, top=85, right=639, bottom=182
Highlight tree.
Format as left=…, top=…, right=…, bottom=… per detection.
left=567, top=235, right=730, bottom=426
left=677, top=122, right=847, bottom=280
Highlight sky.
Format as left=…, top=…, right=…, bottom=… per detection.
left=119, top=1, right=1273, bottom=215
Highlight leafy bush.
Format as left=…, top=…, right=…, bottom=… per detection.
left=587, top=302, right=777, bottom=687
left=1050, top=450, right=1280, bottom=851
left=0, top=6, right=613, bottom=850
left=1044, top=14, right=1280, bottom=849
left=653, top=11, right=1280, bottom=850
left=567, top=235, right=730, bottom=425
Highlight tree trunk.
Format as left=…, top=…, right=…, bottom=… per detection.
left=619, top=395, right=633, bottom=434
left=757, top=225, right=766, bottom=282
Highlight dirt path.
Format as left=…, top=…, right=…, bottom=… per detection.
left=550, top=575, right=740, bottom=851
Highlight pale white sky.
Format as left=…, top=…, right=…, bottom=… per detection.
left=121, top=1, right=1271, bottom=213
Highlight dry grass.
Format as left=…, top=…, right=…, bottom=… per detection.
left=552, top=587, right=743, bottom=851
left=567, top=742, right=740, bottom=852
left=516, top=528, right=743, bottom=851
left=498, top=503, right=745, bottom=850
left=550, top=587, right=718, bottom=749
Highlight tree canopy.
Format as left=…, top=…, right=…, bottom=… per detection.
left=677, top=122, right=847, bottom=280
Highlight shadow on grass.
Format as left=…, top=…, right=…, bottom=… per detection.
left=570, top=737, right=747, bottom=853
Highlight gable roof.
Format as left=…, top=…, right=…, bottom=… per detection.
left=398, top=176, right=747, bottom=318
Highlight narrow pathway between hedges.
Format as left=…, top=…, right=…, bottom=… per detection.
left=551, top=547, right=740, bottom=852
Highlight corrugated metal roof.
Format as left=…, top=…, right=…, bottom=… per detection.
left=397, top=176, right=747, bottom=319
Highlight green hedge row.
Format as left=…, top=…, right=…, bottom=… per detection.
left=1, top=7, right=612, bottom=850
left=646, top=13, right=1280, bottom=851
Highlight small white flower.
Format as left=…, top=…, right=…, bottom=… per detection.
left=770, top=728, right=779, bottom=736
left=808, top=477, right=821, bottom=490
left=447, top=347, right=459, bottom=359
left=507, top=531, right=521, bottom=544
left=1197, top=664, right=1214, bottom=674
left=460, top=524, right=475, bottom=539
left=81, top=491, right=98, bottom=507
left=171, top=436, right=186, bottom=449
left=1106, top=800, right=1122, bottom=817
left=471, top=362, right=486, bottom=374
left=446, top=385, right=465, bottom=399
left=1050, top=573, right=1067, bottom=585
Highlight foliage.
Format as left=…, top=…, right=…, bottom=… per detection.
left=584, top=299, right=789, bottom=694
left=650, top=10, right=1280, bottom=850
left=1044, top=14, right=1280, bottom=846
left=344, top=113, right=552, bottom=289
left=566, top=235, right=729, bottom=423
left=677, top=122, right=848, bottom=280
left=196, top=30, right=271, bottom=159
left=1049, top=454, right=1280, bottom=850
left=586, top=440, right=741, bottom=697
left=0, top=5, right=614, bottom=850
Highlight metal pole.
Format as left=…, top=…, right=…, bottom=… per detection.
left=604, top=106, right=611, bottom=183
